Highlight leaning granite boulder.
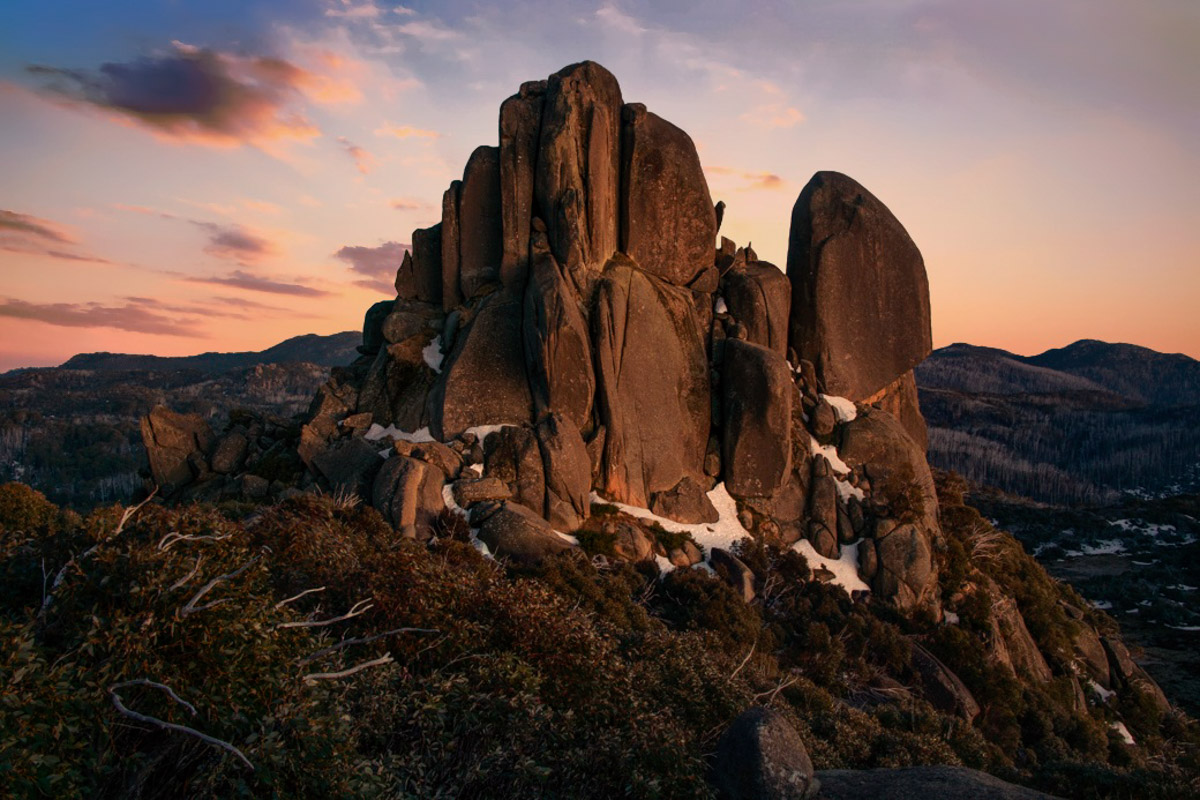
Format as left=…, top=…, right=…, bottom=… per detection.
left=786, top=171, right=932, bottom=400
left=721, top=339, right=792, bottom=498
left=478, top=501, right=576, bottom=565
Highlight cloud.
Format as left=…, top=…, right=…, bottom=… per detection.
left=596, top=3, right=648, bottom=36
left=705, top=166, right=786, bottom=191
left=337, top=136, right=375, bottom=173
left=335, top=240, right=408, bottom=293
left=186, top=270, right=331, bottom=297
left=192, top=221, right=278, bottom=263
left=741, top=104, right=805, bottom=129
left=0, top=209, right=75, bottom=244
left=388, top=197, right=423, bottom=210
left=0, top=297, right=200, bottom=336
left=26, top=42, right=328, bottom=148
left=393, top=19, right=462, bottom=41
left=375, top=122, right=440, bottom=139
left=325, top=0, right=385, bottom=19
left=0, top=208, right=115, bottom=263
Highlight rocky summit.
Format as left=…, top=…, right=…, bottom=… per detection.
left=144, top=59, right=942, bottom=613
left=128, top=63, right=1190, bottom=798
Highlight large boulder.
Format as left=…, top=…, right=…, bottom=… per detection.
left=873, top=520, right=934, bottom=611
left=839, top=407, right=939, bottom=538
left=428, top=290, right=533, bottom=440
left=536, top=413, right=591, bottom=530
left=359, top=300, right=395, bottom=357
left=372, top=455, right=445, bottom=537
left=311, top=437, right=382, bottom=497
left=650, top=476, right=719, bottom=525
left=786, top=171, right=933, bottom=400
left=499, top=81, right=545, bottom=289
left=711, top=707, right=819, bottom=800
left=722, top=263, right=791, bottom=356
left=722, top=339, right=792, bottom=498
left=535, top=61, right=623, bottom=296
left=478, top=501, right=575, bottom=565
left=458, top=145, right=503, bottom=300
left=140, top=406, right=214, bottom=494
left=592, top=256, right=710, bottom=507
left=620, top=104, right=716, bottom=287
left=523, top=225, right=595, bottom=431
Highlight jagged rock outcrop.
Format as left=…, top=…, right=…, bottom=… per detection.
left=458, top=145, right=503, bottom=299
left=722, top=262, right=791, bottom=356
left=499, top=81, right=544, bottom=288
left=786, top=171, right=933, bottom=401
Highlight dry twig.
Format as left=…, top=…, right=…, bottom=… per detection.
left=179, top=558, right=259, bottom=618
left=276, top=599, right=372, bottom=630
left=274, top=586, right=326, bottom=609
left=300, top=627, right=439, bottom=665
left=302, top=653, right=394, bottom=685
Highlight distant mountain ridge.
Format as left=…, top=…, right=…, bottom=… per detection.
left=918, top=340, right=1200, bottom=407
left=58, top=331, right=360, bottom=374
left=915, top=339, right=1200, bottom=505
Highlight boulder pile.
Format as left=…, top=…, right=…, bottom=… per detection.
left=143, top=61, right=943, bottom=612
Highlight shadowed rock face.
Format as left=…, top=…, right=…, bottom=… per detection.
left=458, top=145, right=503, bottom=300
left=498, top=81, right=545, bottom=289
left=786, top=171, right=932, bottom=401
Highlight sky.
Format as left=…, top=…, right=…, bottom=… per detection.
left=0, top=0, right=1197, bottom=371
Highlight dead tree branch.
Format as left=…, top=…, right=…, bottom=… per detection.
left=302, top=653, right=394, bottom=685
left=158, top=531, right=232, bottom=552
left=168, top=556, right=205, bottom=592
left=275, top=599, right=372, bottom=630
left=274, top=586, right=326, bottom=610
left=109, top=679, right=253, bottom=770
left=179, top=558, right=259, bottom=618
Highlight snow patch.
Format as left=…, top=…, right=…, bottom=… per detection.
left=1111, top=721, right=1135, bottom=745
left=1081, top=540, right=1126, bottom=556
left=834, top=477, right=865, bottom=502
left=464, top=424, right=514, bottom=445
left=655, top=554, right=676, bottom=575
left=809, top=436, right=850, bottom=475
left=1089, top=680, right=1115, bottom=701
left=1089, top=599, right=1113, bottom=610
left=943, top=610, right=960, bottom=625
left=422, top=336, right=444, bottom=373
left=821, top=394, right=858, bottom=423
left=442, top=483, right=469, bottom=520
left=590, top=481, right=752, bottom=556
left=792, top=539, right=870, bottom=596
left=1167, top=624, right=1200, bottom=631
left=714, top=296, right=728, bottom=315
left=554, top=530, right=580, bottom=546
left=365, top=424, right=436, bottom=443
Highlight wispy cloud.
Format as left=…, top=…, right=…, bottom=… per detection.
left=0, top=208, right=114, bottom=263
left=388, top=197, right=424, bottom=211
left=186, top=270, right=331, bottom=297
left=192, top=221, right=278, bottom=263
left=337, top=136, right=375, bottom=174
left=375, top=122, right=440, bottom=140
left=705, top=166, right=786, bottom=191
left=0, top=297, right=201, bottom=336
left=335, top=240, right=408, bottom=293
left=741, top=103, right=805, bottom=129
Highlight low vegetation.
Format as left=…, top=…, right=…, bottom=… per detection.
left=1, top=480, right=1197, bottom=798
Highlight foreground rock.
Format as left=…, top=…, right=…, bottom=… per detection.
left=815, top=766, right=1060, bottom=800
left=477, top=501, right=576, bottom=565
left=712, top=707, right=819, bottom=800
left=140, top=406, right=213, bottom=495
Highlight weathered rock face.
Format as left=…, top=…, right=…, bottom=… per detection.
left=498, top=81, right=544, bottom=290
left=722, top=263, right=791, bottom=356
left=536, top=61, right=622, bottom=295
left=712, top=707, right=819, bottom=800
left=786, top=171, right=933, bottom=401
left=410, top=223, right=443, bottom=306
left=458, top=146, right=503, bottom=299
left=372, top=455, right=444, bottom=537
left=428, top=290, right=533, bottom=440
left=620, top=104, right=716, bottom=287
left=441, top=180, right=463, bottom=310
left=909, top=641, right=981, bottom=721
left=592, top=257, right=710, bottom=507
left=141, top=406, right=214, bottom=494
left=650, top=476, right=719, bottom=524
left=722, top=339, right=792, bottom=498
left=523, top=226, right=594, bottom=431
left=484, top=426, right=546, bottom=517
